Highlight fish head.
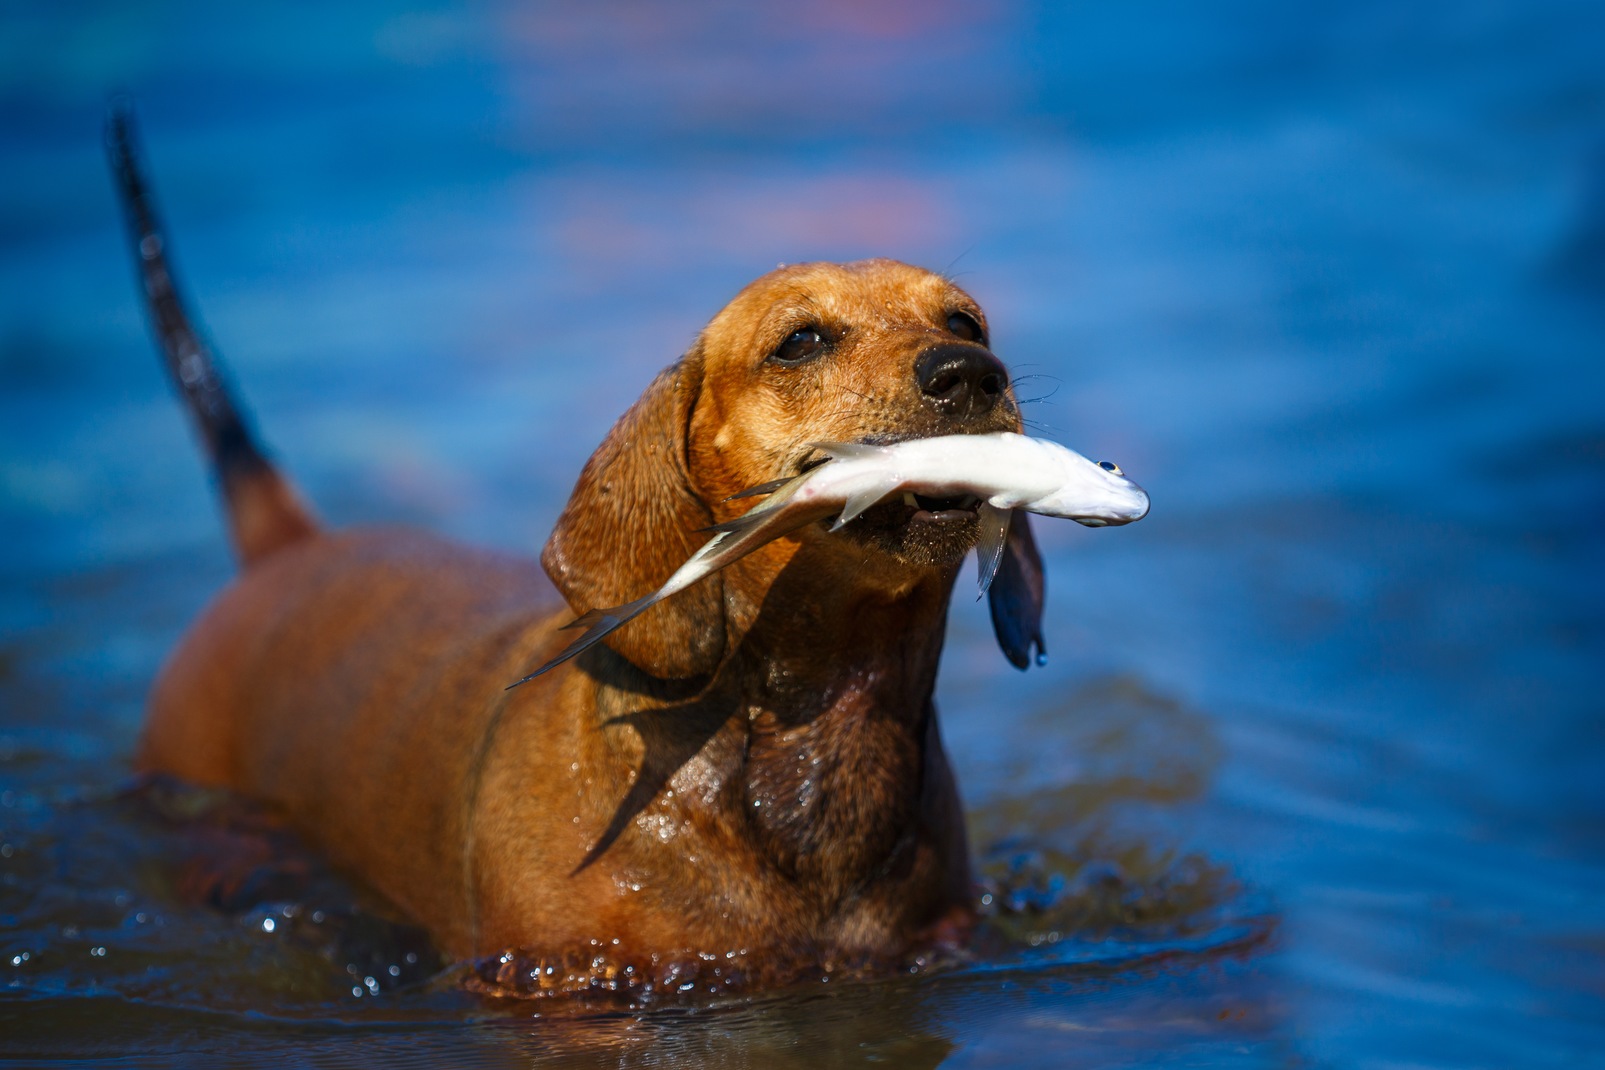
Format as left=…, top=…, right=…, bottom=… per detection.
left=687, top=259, right=1023, bottom=567
left=1030, top=449, right=1152, bottom=527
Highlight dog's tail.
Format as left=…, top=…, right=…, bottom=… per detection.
left=106, top=103, right=318, bottom=567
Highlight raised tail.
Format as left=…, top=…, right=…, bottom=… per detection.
left=106, top=102, right=318, bottom=567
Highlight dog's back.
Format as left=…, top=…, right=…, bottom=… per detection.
left=144, top=528, right=566, bottom=954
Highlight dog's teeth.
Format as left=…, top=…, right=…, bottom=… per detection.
left=903, top=493, right=919, bottom=507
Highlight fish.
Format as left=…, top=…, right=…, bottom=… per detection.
left=510, top=431, right=1149, bottom=686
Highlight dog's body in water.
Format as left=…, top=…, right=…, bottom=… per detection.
left=112, top=111, right=1137, bottom=995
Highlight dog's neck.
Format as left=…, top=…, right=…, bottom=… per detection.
left=740, top=577, right=952, bottom=885
left=720, top=546, right=962, bottom=904
left=581, top=542, right=967, bottom=935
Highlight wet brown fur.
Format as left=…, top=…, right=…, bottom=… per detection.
left=139, top=259, right=1024, bottom=986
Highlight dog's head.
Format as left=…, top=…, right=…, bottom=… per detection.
left=543, top=259, right=1045, bottom=678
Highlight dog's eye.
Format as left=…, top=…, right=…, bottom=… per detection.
left=771, top=327, right=828, bottom=365
left=946, top=311, right=986, bottom=345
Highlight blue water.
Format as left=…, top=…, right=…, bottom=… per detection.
left=3, top=2, right=1603, bottom=1066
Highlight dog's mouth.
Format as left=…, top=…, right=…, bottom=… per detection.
left=826, top=489, right=981, bottom=567
left=835, top=493, right=980, bottom=566
left=847, top=492, right=978, bottom=534
left=899, top=491, right=981, bottom=525
left=786, top=431, right=1005, bottom=563
left=789, top=448, right=983, bottom=527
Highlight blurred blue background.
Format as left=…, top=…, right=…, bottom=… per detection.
left=2, top=2, right=1603, bottom=1067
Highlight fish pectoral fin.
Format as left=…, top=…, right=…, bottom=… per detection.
left=811, top=440, right=884, bottom=462
left=975, top=504, right=1012, bottom=597
left=831, top=475, right=903, bottom=530
left=507, top=594, right=658, bottom=688
left=988, top=512, right=1047, bottom=671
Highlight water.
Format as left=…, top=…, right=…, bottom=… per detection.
left=3, top=2, right=1603, bottom=1065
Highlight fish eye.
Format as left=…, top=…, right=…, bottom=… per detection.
left=1098, top=460, right=1123, bottom=475
left=770, top=326, right=829, bottom=365
left=945, top=311, right=986, bottom=346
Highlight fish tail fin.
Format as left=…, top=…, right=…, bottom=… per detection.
left=724, top=476, right=795, bottom=502
left=705, top=472, right=811, bottom=534
left=507, top=594, right=658, bottom=688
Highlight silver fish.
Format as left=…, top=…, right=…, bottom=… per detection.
left=511, top=432, right=1148, bottom=685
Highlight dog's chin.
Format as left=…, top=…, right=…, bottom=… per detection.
left=829, top=494, right=981, bottom=568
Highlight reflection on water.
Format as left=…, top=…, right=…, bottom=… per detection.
left=3, top=0, right=1604, bottom=1066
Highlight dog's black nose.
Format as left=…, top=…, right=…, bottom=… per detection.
left=915, top=343, right=1008, bottom=420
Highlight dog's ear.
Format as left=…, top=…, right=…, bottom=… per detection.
left=988, top=512, right=1047, bottom=669
left=542, top=353, right=725, bottom=679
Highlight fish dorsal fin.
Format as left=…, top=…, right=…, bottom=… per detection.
left=831, top=474, right=904, bottom=530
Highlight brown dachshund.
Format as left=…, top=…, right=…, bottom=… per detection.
left=111, top=111, right=1048, bottom=995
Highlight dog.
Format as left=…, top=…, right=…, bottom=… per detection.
left=110, top=110, right=1048, bottom=996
